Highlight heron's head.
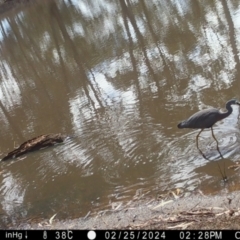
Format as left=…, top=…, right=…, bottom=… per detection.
left=233, top=99, right=240, bottom=105
left=227, top=99, right=240, bottom=105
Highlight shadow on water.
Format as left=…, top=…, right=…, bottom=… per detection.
left=1, top=0, right=240, bottom=226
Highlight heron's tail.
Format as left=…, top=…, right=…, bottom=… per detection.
left=177, top=121, right=185, bottom=128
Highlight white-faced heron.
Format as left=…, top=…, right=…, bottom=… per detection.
left=178, top=99, right=240, bottom=156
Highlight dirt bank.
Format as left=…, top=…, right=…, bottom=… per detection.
left=7, top=190, right=240, bottom=230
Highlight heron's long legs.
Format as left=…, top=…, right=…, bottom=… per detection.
left=196, top=129, right=209, bottom=159
left=210, top=127, right=224, bottom=159
left=210, top=128, right=227, bottom=180
left=196, top=128, right=226, bottom=180
left=196, top=129, right=204, bottom=149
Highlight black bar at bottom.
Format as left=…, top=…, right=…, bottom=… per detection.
left=1, top=230, right=239, bottom=240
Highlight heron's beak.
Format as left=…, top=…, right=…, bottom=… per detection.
left=236, top=101, right=240, bottom=105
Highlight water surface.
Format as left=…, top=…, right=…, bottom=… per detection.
left=0, top=0, right=240, bottom=226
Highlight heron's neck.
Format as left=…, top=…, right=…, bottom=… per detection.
left=219, top=107, right=233, bottom=120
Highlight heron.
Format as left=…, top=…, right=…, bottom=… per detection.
left=178, top=99, right=240, bottom=157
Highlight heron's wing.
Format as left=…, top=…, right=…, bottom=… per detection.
left=182, top=108, right=220, bottom=128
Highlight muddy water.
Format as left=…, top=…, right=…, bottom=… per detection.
left=1, top=0, right=240, bottom=226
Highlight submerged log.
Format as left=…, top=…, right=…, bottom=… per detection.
left=1, top=133, right=67, bottom=161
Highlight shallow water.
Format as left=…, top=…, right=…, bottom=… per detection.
left=1, top=0, right=240, bottom=226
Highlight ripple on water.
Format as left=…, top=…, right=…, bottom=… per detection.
left=160, top=124, right=240, bottom=192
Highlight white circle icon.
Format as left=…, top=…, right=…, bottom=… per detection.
left=87, top=230, right=96, bottom=240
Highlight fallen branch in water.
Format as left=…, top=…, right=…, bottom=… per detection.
left=1, top=133, right=68, bottom=161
